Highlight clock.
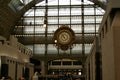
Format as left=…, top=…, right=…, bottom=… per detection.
left=54, top=25, right=75, bottom=50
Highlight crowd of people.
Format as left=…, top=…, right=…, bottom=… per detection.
left=58, top=72, right=73, bottom=80
left=0, top=76, right=12, bottom=80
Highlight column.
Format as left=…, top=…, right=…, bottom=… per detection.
left=41, top=61, right=46, bottom=76
left=41, top=61, right=48, bottom=76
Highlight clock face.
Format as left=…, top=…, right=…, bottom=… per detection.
left=58, top=31, right=71, bottom=45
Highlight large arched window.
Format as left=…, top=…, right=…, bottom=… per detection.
left=13, top=0, right=105, bottom=55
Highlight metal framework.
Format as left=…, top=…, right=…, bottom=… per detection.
left=13, top=0, right=104, bottom=56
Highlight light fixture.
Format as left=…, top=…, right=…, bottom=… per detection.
left=54, top=40, right=57, bottom=43
left=43, top=24, right=47, bottom=28
left=43, top=19, right=47, bottom=28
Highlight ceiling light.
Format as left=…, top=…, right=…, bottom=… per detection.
left=54, top=40, right=57, bottom=43
left=43, top=24, right=47, bottom=28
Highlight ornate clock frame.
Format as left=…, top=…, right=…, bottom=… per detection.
left=54, top=25, right=75, bottom=50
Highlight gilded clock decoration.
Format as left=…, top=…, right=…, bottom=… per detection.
left=54, top=25, right=75, bottom=50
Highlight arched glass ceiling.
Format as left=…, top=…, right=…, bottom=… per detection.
left=13, top=0, right=105, bottom=55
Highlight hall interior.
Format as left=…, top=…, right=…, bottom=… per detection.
left=0, top=0, right=120, bottom=80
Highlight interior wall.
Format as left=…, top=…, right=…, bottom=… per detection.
left=112, top=10, right=120, bottom=80
left=101, top=10, right=120, bottom=80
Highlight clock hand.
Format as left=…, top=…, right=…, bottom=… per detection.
left=62, top=34, right=67, bottom=40
left=63, top=34, right=66, bottom=39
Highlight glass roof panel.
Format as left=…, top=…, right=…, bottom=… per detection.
left=34, top=44, right=45, bottom=54
left=24, top=9, right=34, bottom=16
left=8, top=0, right=24, bottom=12
left=8, top=0, right=33, bottom=12
left=85, top=44, right=93, bottom=54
